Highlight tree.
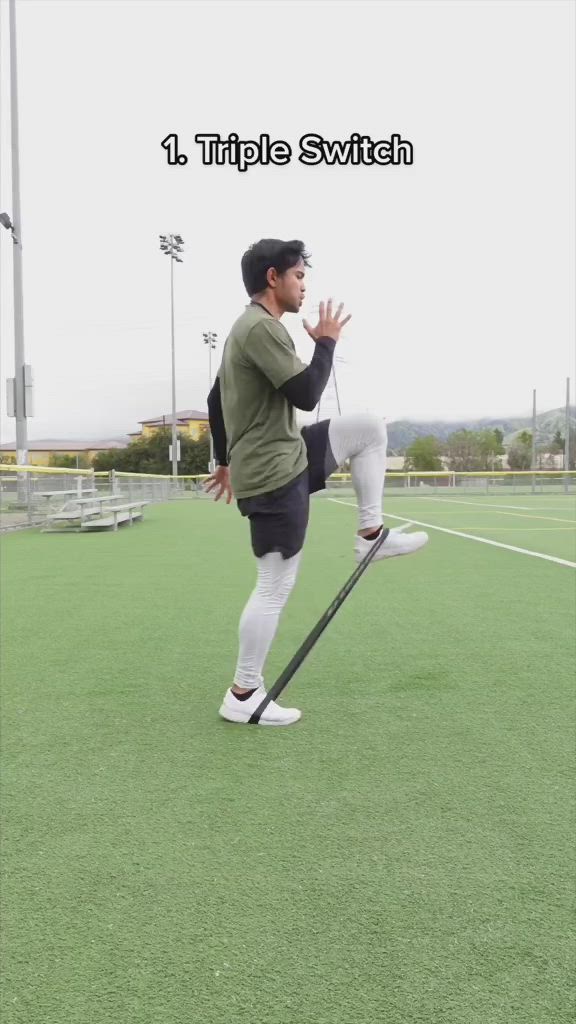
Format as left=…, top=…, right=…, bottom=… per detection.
left=444, top=430, right=483, bottom=471
left=551, top=429, right=564, bottom=453
left=443, top=428, right=506, bottom=472
left=180, top=434, right=210, bottom=475
left=49, top=453, right=91, bottom=469
left=507, top=431, right=532, bottom=470
left=92, top=428, right=211, bottom=475
left=403, top=436, right=443, bottom=471
left=507, top=446, right=532, bottom=470
left=545, top=426, right=576, bottom=469
left=478, top=429, right=505, bottom=470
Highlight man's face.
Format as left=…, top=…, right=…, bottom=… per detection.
left=275, top=258, right=306, bottom=314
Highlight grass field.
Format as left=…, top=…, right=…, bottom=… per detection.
left=1, top=492, right=575, bottom=1024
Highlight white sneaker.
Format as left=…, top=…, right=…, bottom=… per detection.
left=354, top=524, right=429, bottom=564
left=219, top=685, right=301, bottom=726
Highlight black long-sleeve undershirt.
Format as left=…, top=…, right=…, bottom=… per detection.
left=206, top=336, right=337, bottom=466
left=278, top=336, right=336, bottom=411
left=207, top=376, right=229, bottom=466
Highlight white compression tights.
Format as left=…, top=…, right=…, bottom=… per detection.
left=233, top=413, right=387, bottom=690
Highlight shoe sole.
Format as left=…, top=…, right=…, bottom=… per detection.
left=219, top=706, right=301, bottom=726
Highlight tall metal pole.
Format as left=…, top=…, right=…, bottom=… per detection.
left=169, top=238, right=178, bottom=480
left=203, top=331, right=217, bottom=472
left=531, top=389, right=537, bottom=467
left=332, top=365, right=342, bottom=416
left=561, top=378, right=565, bottom=468
left=561, top=378, right=565, bottom=489
left=317, top=365, right=342, bottom=420
left=208, top=342, right=214, bottom=470
left=9, top=0, right=28, bottom=469
left=159, top=233, right=183, bottom=479
left=531, top=388, right=537, bottom=493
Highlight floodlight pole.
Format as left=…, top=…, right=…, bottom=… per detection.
left=169, top=247, right=177, bottom=479
left=7, top=0, right=28, bottom=492
left=531, top=389, right=537, bottom=494
left=561, top=378, right=565, bottom=473
left=159, top=233, right=184, bottom=480
left=203, top=331, right=218, bottom=471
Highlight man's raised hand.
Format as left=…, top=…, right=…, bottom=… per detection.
left=303, top=298, right=351, bottom=343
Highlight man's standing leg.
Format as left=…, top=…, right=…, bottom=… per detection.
left=234, top=550, right=302, bottom=691
left=219, top=473, right=310, bottom=726
left=219, top=552, right=303, bottom=725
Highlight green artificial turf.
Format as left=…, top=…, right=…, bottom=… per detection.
left=1, top=497, right=574, bottom=1024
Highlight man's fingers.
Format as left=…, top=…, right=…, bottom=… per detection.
left=335, top=302, right=344, bottom=321
left=340, top=313, right=352, bottom=327
left=318, top=300, right=325, bottom=322
left=326, top=297, right=333, bottom=319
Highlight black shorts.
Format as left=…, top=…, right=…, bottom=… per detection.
left=236, top=419, right=338, bottom=559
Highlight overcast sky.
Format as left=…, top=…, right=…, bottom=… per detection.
left=0, top=0, right=574, bottom=442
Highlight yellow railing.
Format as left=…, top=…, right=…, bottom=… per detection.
left=331, top=470, right=574, bottom=479
left=0, top=464, right=573, bottom=481
left=0, top=463, right=94, bottom=476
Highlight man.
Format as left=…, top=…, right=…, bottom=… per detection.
left=206, top=239, right=428, bottom=726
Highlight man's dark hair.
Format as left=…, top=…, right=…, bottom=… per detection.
left=241, top=238, right=312, bottom=296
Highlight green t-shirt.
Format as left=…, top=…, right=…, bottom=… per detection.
left=218, top=302, right=309, bottom=498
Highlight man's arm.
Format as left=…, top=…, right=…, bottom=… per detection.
left=207, top=376, right=228, bottom=466
left=278, top=337, right=336, bottom=411
left=243, top=319, right=336, bottom=412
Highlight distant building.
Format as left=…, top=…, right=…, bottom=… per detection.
left=0, top=439, right=128, bottom=467
left=387, top=456, right=409, bottom=471
left=0, top=409, right=210, bottom=467
left=536, top=452, right=564, bottom=469
left=129, top=409, right=209, bottom=442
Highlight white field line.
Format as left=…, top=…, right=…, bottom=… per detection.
left=444, top=527, right=575, bottom=532
left=384, top=511, right=572, bottom=517
left=328, top=499, right=576, bottom=569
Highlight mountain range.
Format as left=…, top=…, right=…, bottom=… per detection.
left=386, top=407, right=576, bottom=453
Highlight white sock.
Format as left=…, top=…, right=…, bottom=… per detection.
left=233, top=551, right=302, bottom=690
left=328, top=413, right=387, bottom=532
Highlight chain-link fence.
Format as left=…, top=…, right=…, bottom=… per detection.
left=0, top=467, right=94, bottom=531
left=0, top=466, right=211, bottom=531
left=324, top=470, right=576, bottom=498
left=1, top=465, right=574, bottom=532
